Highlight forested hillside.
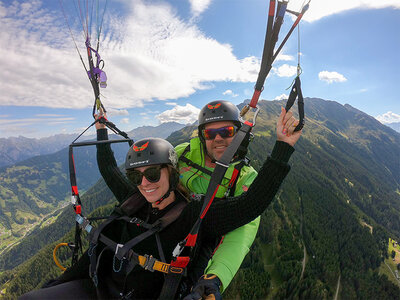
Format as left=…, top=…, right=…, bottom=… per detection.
left=1, top=98, right=399, bottom=299
left=0, top=122, right=184, bottom=258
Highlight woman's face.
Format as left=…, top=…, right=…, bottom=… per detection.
left=135, top=165, right=170, bottom=205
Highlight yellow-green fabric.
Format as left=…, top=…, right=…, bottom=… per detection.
left=175, top=137, right=260, bottom=292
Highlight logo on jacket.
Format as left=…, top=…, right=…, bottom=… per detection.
left=133, top=141, right=149, bottom=152
left=207, top=103, right=221, bottom=110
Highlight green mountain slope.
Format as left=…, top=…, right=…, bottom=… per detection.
left=1, top=98, right=399, bottom=299
left=0, top=122, right=185, bottom=258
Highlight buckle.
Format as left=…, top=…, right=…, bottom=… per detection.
left=115, top=243, right=124, bottom=256
left=143, top=254, right=156, bottom=272
left=129, top=217, right=143, bottom=226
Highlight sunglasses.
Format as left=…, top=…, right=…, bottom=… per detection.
left=126, top=165, right=166, bottom=185
left=202, top=126, right=236, bottom=140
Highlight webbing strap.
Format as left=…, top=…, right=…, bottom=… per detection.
left=285, top=76, right=304, bottom=132
left=179, top=155, right=213, bottom=177
left=97, top=234, right=185, bottom=275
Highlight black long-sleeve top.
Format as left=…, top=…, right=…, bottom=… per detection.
left=58, top=129, right=294, bottom=299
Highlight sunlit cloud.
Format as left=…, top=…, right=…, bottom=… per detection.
left=274, top=64, right=297, bottom=77
left=120, top=118, right=130, bottom=124
left=106, top=108, right=129, bottom=116
left=318, top=71, right=347, bottom=84
left=376, top=111, right=400, bottom=124
left=156, top=103, right=200, bottom=124
left=287, top=0, right=400, bottom=22
left=274, top=94, right=289, bottom=100
left=223, top=89, right=238, bottom=97
left=189, top=0, right=212, bottom=18
left=0, top=0, right=260, bottom=110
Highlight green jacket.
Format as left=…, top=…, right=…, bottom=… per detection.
left=175, top=137, right=260, bottom=291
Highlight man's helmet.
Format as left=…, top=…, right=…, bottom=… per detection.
left=125, top=138, right=178, bottom=170
left=198, top=100, right=242, bottom=130
left=198, top=100, right=252, bottom=161
left=198, top=100, right=242, bottom=144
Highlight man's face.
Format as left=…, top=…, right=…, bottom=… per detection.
left=203, top=121, right=236, bottom=161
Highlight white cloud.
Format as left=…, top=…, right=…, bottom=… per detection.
left=275, top=53, right=295, bottom=62
left=274, top=64, right=298, bottom=77
left=106, top=108, right=129, bottom=116
left=156, top=103, right=200, bottom=124
left=318, top=71, right=347, bottom=84
left=223, top=89, right=238, bottom=97
left=287, top=0, right=400, bottom=23
left=0, top=117, right=75, bottom=126
left=35, top=114, right=65, bottom=117
left=0, top=0, right=260, bottom=110
left=376, top=111, right=400, bottom=124
left=274, top=94, right=289, bottom=101
left=189, top=0, right=212, bottom=17
left=120, top=118, right=130, bottom=124
left=166, top=102, right=177, bottom=106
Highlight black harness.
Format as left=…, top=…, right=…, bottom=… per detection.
left=75, top=191, right=188, bottom=299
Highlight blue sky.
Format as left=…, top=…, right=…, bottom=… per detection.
left=0, top=0, right=399, bottom=138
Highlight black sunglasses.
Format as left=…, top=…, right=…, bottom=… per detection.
left=126, top=165, right=166, bottom=185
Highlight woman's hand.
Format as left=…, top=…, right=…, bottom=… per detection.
left=276, top=107, right=302, bottom=147
left=94, top=113, right=107, bottom=130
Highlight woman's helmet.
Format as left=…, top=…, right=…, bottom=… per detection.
left=125, top=138, right=179, bottom=204
left=125, top=138, right=177, bottom=170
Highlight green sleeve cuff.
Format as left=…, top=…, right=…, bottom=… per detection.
left=97, top=128, right=108, bottom=141
left=270, top=141, right=294, bottom=163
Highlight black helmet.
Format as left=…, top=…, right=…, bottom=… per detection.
left=198, top=100, right=242, bottom=130
left=125, top=138, right=178, bottom=170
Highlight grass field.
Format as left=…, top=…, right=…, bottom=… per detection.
left=378, top=238, right=400, bottom=287
left=262, top=243, right=283, bottom=299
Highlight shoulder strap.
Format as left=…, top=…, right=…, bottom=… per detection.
left=227, top=159, right=247, bottom=197
left=178, top=144, right=213, bottom=177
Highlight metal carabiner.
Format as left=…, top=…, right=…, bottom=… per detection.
left=241, top=105, right=260, bottom=127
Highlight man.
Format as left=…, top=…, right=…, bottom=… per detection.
left=175, top=100, right=261, bottom=299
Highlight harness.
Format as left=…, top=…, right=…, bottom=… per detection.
left=74, top=191, right=188, bottom=298
left=178, top=143, right=249, bottom=198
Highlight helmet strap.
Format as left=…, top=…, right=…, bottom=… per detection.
left=155, top=189, right=171, bottom=205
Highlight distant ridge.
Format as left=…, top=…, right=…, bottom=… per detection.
left=0, top=122, right=185, bottom=167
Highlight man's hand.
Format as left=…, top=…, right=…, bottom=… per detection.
left=276, top=107, right=302, bottom=147
left=183, top=274, right=222, bottom=300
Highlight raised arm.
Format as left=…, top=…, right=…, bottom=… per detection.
left=96, top=118, right=136, bottom=203
left=202, top=140, right=293, bottom=237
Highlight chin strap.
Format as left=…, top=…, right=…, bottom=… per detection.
left=155, top=189, right=171, bottom=205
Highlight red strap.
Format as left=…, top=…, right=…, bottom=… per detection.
left=185, top=233, right=198, bottom=247
left=228, top=168, right=240, bottom=188
left=74, top=205, right=81, bottom=214
left=72, top=185, right=78, bottom=195
left=200, top=186, right=219, bottom=219
left=170, top=256, right=190, bottom=268
left=250, top=89, right=261, bottom=108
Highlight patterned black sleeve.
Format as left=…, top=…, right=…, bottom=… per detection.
left=96, top=128, right=137, bottom=203
left=201, top=141, right=294, bottom=237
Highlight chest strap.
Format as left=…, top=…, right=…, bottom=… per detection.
left=178, top=145, right=213, bottom=177
left=86, top=200, right=187, bottom=286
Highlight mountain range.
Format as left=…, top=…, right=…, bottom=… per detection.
left=0, top=99, right=399, bottom=299
left=0, top=122, right=185, bottom=168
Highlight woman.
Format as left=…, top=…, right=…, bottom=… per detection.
left=19, top=109, right=300, bottom=299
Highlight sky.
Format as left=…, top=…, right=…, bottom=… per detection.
left=0, top=0, right=399, bottom=138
